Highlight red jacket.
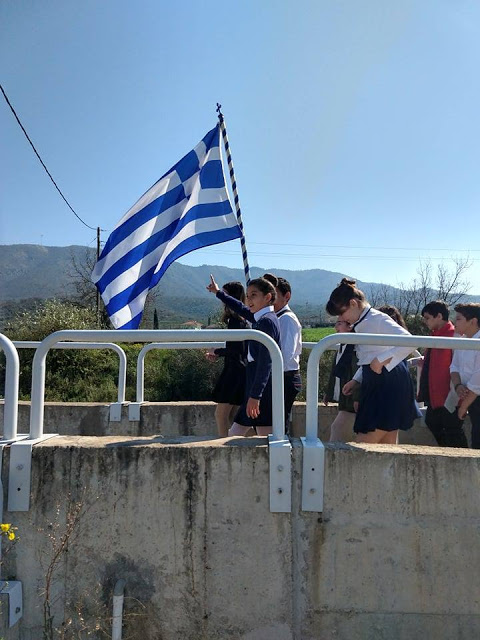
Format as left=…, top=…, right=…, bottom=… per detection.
left=420, top=321, right=455, bottom=409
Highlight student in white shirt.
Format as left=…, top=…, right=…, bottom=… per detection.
left=263, top=274, right=302, bottom=429
left=326, top=278, right=421, bottom=444
left=450, top=303, right=480, bottom=448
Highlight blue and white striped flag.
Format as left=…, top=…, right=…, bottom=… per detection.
left=92, top=125, right=242, bottom=329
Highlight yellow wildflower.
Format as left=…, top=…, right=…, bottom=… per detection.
left=7, top=532, right=15, bottom=541
left=0, top=524, right=11, bottom=532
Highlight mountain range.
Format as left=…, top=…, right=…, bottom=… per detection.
left=1, top=244, right=477, bottom=324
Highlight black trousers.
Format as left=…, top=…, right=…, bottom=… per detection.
left=468, top=397, right=480, bottom=449
left=425, top=406, right=468, bottom=448
left=284, top=370, right=302, bottom=434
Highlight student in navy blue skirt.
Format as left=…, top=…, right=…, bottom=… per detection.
left=206, top=281, right=247, bottom=437
left=326, top=278, right=421, bottom=444
left=207, top=274, right=281, bottom=437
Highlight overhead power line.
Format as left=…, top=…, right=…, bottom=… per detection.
left=0, top=83, right=99, bottom=232
left=249, top=241, right=478, bottom=253
left=197, top=248, right=480, bottom=262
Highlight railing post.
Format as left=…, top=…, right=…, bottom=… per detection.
left=0, top=333, right=20, bottom=441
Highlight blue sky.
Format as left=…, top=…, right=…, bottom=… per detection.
left=1, top=0, right=479, bottom=290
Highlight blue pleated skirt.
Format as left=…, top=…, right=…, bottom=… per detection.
left=354, top=361, right=422, bottom=434
left=234, top=362, right=273, bottom=428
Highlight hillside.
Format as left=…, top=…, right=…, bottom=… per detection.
left=1, top=244, right=477, bottom=326
left=0, top=243, right=389, bottom=304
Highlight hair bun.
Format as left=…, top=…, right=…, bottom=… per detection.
left=340, top=278, right=356, bottom=287
left=263, top=273, right=279, bottom=287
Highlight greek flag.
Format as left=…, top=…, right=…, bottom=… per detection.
left=92, top=125, right=242, bottom=329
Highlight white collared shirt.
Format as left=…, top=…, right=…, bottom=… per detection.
left=277, top=304, right=302, bottom=371
left=247, top=305, right=275, bottom=362
left=352, top=307, right=416, bottom=382
left=450, top=329, right=480, bottom=396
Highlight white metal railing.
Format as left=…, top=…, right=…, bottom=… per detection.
left=305, top=332, right=480, bottom=441
left=302, top=332, right=480, bottom=512
left=28, top=329, right=285, bottom=441
left=133, top=341, right=225, bottom=404
left=0, top=333, right=20, bottom=441
left=13, top=341, right=127, bottom=406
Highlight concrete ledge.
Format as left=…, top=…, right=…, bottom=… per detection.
left=1, top=401, right=472, bottom=446
left=2, top=437, right=480, bottom=639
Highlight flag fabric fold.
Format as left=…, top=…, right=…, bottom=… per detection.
left=92, top=125, right=242, bottom=329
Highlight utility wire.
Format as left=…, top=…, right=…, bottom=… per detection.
left=1, top=83, right=99, bottom=232
left=197, top=248, right=480, bottom=262
left=248, top=241, right=479, bottom=253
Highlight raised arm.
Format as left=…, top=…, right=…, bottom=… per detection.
left=207, top=274, right=255, bottom=323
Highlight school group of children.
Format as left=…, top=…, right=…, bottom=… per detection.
left=206, top=273, right=302, bottom=437
left=206, top=275, right=480, bottom=449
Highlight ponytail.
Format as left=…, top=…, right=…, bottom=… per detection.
left=326, top=278, right=366, bottom=316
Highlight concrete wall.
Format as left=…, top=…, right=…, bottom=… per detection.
left=2, top=400, right=474, bottom=446
left=2, top=437, right=480, bottom=639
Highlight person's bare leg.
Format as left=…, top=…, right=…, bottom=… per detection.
left=357, top=429, right=398, bottom=444
left=379, top=430, right=399, bottom=444
left=329, top=411, right=356, bottom=442
left=255, top=426, right=272, bottom=437
left=229, top=405, right=240, bottom=426
left=356, top=429, right=385, bottom=444
left=215, top=403, right=235, bottom=437
left=228, top=422, right=255, bottom=437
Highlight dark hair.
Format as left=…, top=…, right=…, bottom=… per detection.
left=378, top=305, right=407, bottom=330
left=221, top=281, right=245, bottom=322
left=326, top=278, right=366, bottom=316
left=263, top=273, right=291, bottom=296
left=454, top=303, right=480, bottom=324
left=421, top=300, right=449, bottom=321
left=248, top=277, right=276, bottom=303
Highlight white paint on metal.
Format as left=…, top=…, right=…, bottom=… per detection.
left=268, top=435, right=292, bottom=513
left=301, top=437, right=325, bottom=512
left=13, top=341, right=127, bottom=405
left=0, top=333, right=20, bottom=441
left=7, top=435, right=58, bottom=512
left=0, top=580, right=23, bottom=627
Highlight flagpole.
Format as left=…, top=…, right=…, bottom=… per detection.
left=216, top=103, right=251, bottom=284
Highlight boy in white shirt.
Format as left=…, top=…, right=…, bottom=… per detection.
left=263, top=274, right=302, bottom=429
left=450, top=303, right=480, bottom=448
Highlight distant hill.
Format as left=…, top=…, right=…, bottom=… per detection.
left=1, top=244, right=478, bottom=326
left=0, top=243, right=387, bottom=303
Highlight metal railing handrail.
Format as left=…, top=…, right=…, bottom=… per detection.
left=12, top=341, right=127, bottom=405
left=0, top=333, right=20, bottom=441
left=306, top=332, right=480, bottom=442
left=29, top=329, right=285, bottom=441
left=134, top=342, right=225, bottom=404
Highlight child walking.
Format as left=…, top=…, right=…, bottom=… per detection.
left=419, top=300, right=468, bottom=448
left=207, top=274, right=281, bottom=437
left=206, top=281, right=247, bottom=437
left=450, top=303, right=480, bottom=448
left=324, top=319, right=359, bottom=442
left=326, top=279, right=421, bottom=444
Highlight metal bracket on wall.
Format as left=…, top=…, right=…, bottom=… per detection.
left=109, top=402, right=128, bottom=422
left=128, top=402, right=142, bottom=422
left=0, top=580, right=23, bottom=627
left=301, top=437, right=325, bottom=512
left=7, top=435, right=58, bottom=512
left=268, top=436, right=292, bottom=513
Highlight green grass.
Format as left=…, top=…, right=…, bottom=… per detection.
left=302, top=327, right=335, bottom=343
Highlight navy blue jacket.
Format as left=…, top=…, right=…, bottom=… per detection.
left=216, top=290, right=281, bottom=399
